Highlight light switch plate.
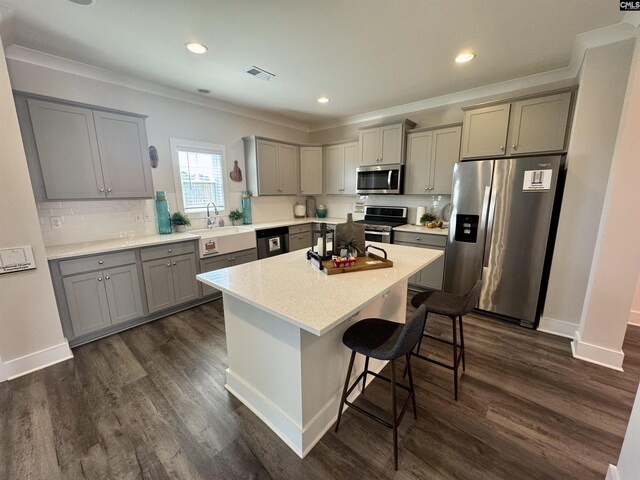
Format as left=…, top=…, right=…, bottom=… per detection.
left=51, top=216, right=63, bottom=229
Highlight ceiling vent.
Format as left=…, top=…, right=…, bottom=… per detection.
left=246, top=66, right=275, bottom=82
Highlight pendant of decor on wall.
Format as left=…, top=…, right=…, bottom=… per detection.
left=149, top=146, right=159, bottom=168
left=230, top=160, right=243, bottom=182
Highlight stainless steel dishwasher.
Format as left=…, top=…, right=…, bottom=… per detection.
left=256, top=227, right=290, bottom=259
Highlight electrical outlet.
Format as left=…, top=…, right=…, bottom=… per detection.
left=134, top=212, right=142, bottom=223
left=144, top=212, right=151, bottom=222
left=51, top=216, right=63, bottom=230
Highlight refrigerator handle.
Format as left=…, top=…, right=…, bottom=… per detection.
left=483, top=187, right=497, bottom=268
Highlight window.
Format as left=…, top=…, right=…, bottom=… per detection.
left=170, top=139, right=227, bottom=213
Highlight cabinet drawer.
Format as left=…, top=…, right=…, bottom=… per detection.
left=394, top=231, right=447, bottom=247
left=59, top=250, right=136, bottom=276
left=140, top=241, right=195, bottom=261
left=288, top=223, right=312, bottom=235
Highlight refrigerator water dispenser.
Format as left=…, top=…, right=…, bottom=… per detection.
left=454, top=214, right=479, bottom=243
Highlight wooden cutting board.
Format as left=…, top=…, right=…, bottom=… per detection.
left=320, top=253, right=393, bottom=275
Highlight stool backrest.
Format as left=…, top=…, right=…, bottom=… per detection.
left=390, top=304, right=428, bottom=358
left=461, top=279, right=483, bottom=314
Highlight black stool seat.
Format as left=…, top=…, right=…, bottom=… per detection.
left=408, top=280, right=482, bottom=401
left=335, top=305, right=428, bottom=470
left=342, top=318, right=404, bottom=360
left=411, top=290, right=475, bottom=316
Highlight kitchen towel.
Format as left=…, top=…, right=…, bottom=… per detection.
left=415, top=206, right=426, bottom=225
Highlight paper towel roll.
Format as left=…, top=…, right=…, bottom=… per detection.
left=415, top=206, right=426, bottom=225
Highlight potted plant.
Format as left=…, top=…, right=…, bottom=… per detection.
left=338, top=238, right=363, bottom=258
left=420, top=212, right=438, bottom=228
left=171, top=211, right=191, bottom=232
left=228, top=209, right=243, bottom=226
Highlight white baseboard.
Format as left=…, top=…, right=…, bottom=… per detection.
left=571, top=330, right=624, bottom=371
left=537, top=316, right=578, bottom=339
left=628, top=310, right=640, bottom=327
left=606, top=464, right=620, bottom=480
left=2, top=341, right=73, bottom=381
left=225, top=359, right=387, bottom=459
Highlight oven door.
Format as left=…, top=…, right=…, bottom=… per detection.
left=365, top=230, right=391, bottom=244
left=356, top=165, right=402, bottom=194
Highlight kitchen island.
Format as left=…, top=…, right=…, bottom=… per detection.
left=196, top=242, right=442, bottom=458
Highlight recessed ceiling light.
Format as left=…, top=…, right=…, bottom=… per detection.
left=317, top=97, right=330, bottom=104
left=186, top=42, right=208, bottom=54
left=455, top=52, right=476, bottom=63
left=197, top=89, right=210, bottom=94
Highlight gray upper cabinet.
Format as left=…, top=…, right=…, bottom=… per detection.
left=28, top=99, right=105, bottom=199
left=244, top=137, right=299, bottom=196
left=406, top=125, right=461, bottom=195
left=24, top=97, right=152, bottom=200
left=507, top=92, right=572, bottom=155
left=93, top=111, right=153, bottom=198
left=299, top=146, right=323, bottom=195
left=358, top=119, right=416, bottom=165
left=461, top=91, right=573, bottom=160
left=324, top=141, right=359, bottom=195
left=461, top=103, right=511, bottom=159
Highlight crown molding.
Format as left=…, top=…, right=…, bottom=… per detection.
left=4, top=45, right=310, bottom=133
left=310, top=21, right=638, bottom=133
left=623, top=12, right=640, bottom=29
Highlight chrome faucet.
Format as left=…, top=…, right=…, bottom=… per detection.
left=206, top=202, right=219, bottom=228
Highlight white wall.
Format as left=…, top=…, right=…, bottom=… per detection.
left=0, top=34, right=71, bottom=378
left=629, top=275, right=640, bottom=326
left=607, top=385, right=640, bottom=480
left=539, top=39, right=636, bottom=338
left=572, top=30, right=640, bottom=369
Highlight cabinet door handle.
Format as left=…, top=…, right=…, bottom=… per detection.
left=301, top=187, right=304, bottom=192
left=99, top=187, right=105, bottom=193
left=105, top=275, right=110, bottom=280
left=106, top=188, right=112, bottom=192
left=227, top=258, right=232, bottom=262
left=168, top=249, right=172, bottom=253
left=166, top=263, right=171, bottom=267
left=512, top=144, right=518, bottom=150
left=232, top=257, right=236, bottom=261
left=98, top=260, right=104, bottom=264
left=97, top=277, right=103, bottom=281
left=500, top=145, right=505, bottom=151
left=172, top=262, right=177, bottom=266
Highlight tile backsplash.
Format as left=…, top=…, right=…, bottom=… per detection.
left=38, top=198, right=161, bottom=246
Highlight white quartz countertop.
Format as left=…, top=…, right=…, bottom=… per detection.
left=197, top=241, right=443, bottom=336
left=393, top=224, right=449, bottom=236
left=45, top=217, right=348, bottom=260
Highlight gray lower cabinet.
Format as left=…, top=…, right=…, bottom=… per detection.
left=62, top=263, right=143, bottom=337
left=200, top=248, right=258, bottom=296
left=143, top=252, right=199, bottom=313
left=394, top=231, right=447, bottom=290
left=288, top=223, right=313, bottom=251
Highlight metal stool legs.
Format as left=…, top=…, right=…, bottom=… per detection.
left=335, top=353, right=417, bottom=470
left=409, top=314, right=465, bottom=400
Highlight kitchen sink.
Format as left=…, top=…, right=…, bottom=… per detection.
left=191, top=226, right=257, bottom=257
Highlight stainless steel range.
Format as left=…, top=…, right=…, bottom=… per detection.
left=355, top=206, right=408, bottom=243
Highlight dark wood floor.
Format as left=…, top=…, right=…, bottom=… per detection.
left=1, top=297, right=639, bottom=480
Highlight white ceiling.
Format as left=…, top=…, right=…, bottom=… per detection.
left=0, top=0, right=625, bottom=127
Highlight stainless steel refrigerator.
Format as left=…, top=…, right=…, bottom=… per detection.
left=444, top=156, right=564, bottom=328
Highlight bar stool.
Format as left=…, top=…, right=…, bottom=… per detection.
left=335, top=304, right=428, bottom=470
left=409, top=280, right=482, bottom=401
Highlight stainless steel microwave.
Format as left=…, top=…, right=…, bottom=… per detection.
left=356, top=164, right=403, bottom=195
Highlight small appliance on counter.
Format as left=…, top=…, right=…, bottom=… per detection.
left=294, top=201, right=306, bottom=218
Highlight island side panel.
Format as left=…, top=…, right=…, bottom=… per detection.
left=299, top=279, right=408, bottom=456
left=222, top=294, right=305, bottom=453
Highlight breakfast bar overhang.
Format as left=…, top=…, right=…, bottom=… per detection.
left=197, top=242, right=442, bottom=458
